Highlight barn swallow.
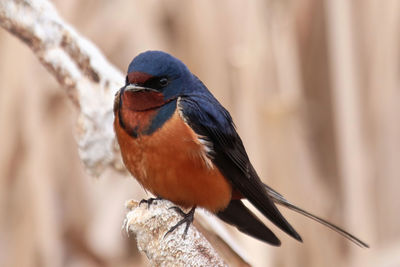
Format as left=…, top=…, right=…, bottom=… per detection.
left=114, top=50, right=368, bottom=247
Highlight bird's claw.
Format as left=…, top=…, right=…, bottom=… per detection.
left=168, top=206, right=187, bottom=217
left=164, top=206, right=196, bottom=239
left=139, top=197, right=163, bottom=209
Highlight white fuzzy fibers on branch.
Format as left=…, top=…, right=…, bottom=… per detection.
left=124, top=199, right=227, bottom=267
left=0, top=0, right=124, bottom=175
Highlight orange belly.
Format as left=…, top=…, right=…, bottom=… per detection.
left=114, top=109, right=232, bottom=212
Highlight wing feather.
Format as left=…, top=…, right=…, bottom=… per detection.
left=179, top=92, right=302, bottom=242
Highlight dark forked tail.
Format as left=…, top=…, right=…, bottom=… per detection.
left=217, top=200, right=281, bottom=246
left=264, top=185, right=369, bottom=248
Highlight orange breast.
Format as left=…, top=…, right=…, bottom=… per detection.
left=114, top=109, right=232, bottom=212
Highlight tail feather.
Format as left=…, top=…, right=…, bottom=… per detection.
left=217, top=200, right=281, bottom=246
left=265, top=185, right=369, bottom=248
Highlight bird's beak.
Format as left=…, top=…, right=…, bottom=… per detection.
left=124, top=84, right=157, bottom=92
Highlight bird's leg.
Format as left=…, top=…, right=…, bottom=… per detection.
left=139, top=196, right=163, bottom=209
left=164, top=206, right=196, bottom=239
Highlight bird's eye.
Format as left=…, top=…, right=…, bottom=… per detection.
left=159, top=77, right=169, bottom=87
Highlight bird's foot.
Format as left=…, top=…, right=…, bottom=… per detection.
left=139, top=197, right=163, bottom=209
left=164, top=206, right=196, bottom=239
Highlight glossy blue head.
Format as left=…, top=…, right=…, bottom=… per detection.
left=125, top=51, right=193, bottom=101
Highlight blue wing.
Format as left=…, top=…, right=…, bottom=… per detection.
left=179, top=79, right=302, bottom=244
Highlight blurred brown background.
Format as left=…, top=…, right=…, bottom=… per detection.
left=1, top=0, right=399, bottom=266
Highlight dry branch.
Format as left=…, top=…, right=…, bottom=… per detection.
left=124, top=199, right=227, bottom=267
left=0, top=0, right=124, bottom=175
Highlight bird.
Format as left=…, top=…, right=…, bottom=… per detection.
left=113, top=50, right=368, bottom=247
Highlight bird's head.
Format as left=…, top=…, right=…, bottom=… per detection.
left=119, top=51, right=192, bottom=111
